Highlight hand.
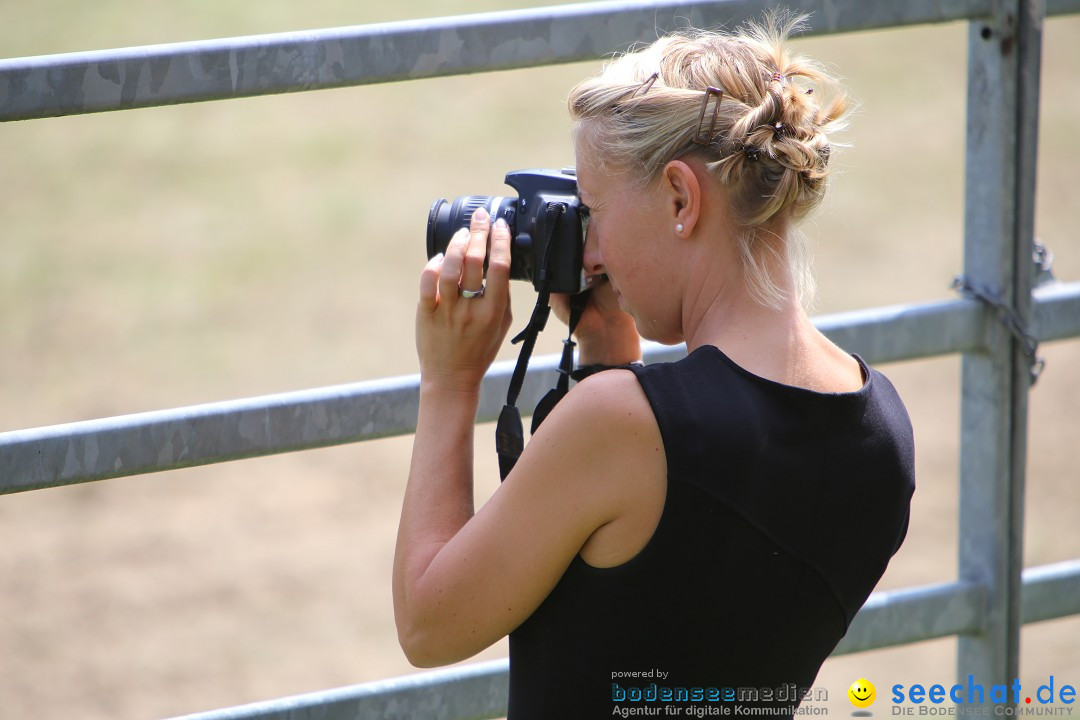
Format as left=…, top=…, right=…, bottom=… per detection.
left=551, top=279, right=641, bottom=366
left=416, top=207, right=513, bottom=393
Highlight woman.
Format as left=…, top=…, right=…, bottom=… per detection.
left=394, top=15, right=914, bottom=719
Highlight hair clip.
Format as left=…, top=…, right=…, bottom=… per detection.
left=773, top=122, right=785, bottom=138
left=745, top=146, right=761, bottom=162
left=772, top=72, right=783, bottom=82
left=692, top=86, right=725, bottom=145
left=805, top=88, right=814, bottom=95
left=631, top=71, right=660, bottom=99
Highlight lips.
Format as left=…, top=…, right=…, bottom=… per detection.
left=584, top=273, right=608, bottom=291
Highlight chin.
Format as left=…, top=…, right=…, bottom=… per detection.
left=636, top=323, right=682, bottom=346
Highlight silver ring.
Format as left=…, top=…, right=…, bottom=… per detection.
left=459, top=285, right=485, bottom=299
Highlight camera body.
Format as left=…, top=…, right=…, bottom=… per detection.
left=426, top=168, right=589, bottom=294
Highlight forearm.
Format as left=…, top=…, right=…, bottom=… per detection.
left=393, top=382, right=479, bottom=643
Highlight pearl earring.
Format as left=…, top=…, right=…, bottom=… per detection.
left=675, top=223, right=684, bottom=234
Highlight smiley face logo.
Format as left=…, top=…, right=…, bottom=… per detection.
left=848, top=678, right=876, bottom=709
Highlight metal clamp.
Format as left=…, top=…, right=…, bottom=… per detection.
left=1033, top=239, right=1055, bottom=288
left=952, top=276, right=1045, bottom=384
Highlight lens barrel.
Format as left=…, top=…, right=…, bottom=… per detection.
left=426, top=168, right=585, bottom=293
left=426, top=195, right=517, bottom=261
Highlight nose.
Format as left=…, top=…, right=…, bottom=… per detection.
left=582, top=224, right=604, bottom=276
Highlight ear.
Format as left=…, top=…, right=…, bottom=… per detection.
left=660, top=159, right=701, bottom=237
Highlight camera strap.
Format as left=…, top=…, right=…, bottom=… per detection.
left=530, top=293, right=587, bottom=434
left=495, top=202, right=585, bottom=481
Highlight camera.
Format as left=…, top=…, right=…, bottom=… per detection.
left=426, top=168, right=589, bottom=294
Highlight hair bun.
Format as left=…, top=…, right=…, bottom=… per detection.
left=568, top=11, right=852, bottom=309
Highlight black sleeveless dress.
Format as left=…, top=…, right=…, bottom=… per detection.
left=507, top=345, right=915, bottom=719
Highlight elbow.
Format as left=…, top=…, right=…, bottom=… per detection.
left=394, top=576, right=443, bottom=667
left=393, top=577, right=479, bottom=667
left=394, top=583, right=446, bottom=667
left=401, top=642, right=444, bottom=669
left=396, top=620, right=452, bottom=668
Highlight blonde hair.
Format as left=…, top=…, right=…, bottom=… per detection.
left=568, top=13, right=850, bottom=309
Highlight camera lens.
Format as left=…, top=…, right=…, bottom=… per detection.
left=426, top=195, right=517, bottom=261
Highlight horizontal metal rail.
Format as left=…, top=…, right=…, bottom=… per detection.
left=1048, top=0, right=1080, bottom=15
left=8, top=0, right=1078, bottom=123
left=3, top=282, right=1077, bottom=495
left=1028, top=279, right=1080, bottom=343
left=1018, top=559, right=1080, bottom=624
left=832, top=582, right=985, bottom=656
left=167, top=560, right=1080, bottom=720
left=170, top=658, right=511, bottom=720
left=0, top=0, right=1041, bottom=122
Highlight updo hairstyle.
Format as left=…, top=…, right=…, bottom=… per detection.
left=568, top=14, right=851, bottom=309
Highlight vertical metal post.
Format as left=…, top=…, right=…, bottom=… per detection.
left=958, top=0, right=1042, bottom=704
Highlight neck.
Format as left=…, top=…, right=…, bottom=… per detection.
left=680, top=228, right=812, bottom=360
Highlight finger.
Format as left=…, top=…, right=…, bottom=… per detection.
left=459, top=207, right=490, bottom=296
left=418, top=253, right=444, bottom=314
left=438, top=227, right=470, bottom=304
left=485, top=216, right=512, bottom=304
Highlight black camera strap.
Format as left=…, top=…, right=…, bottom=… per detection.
left=531, top=293, right=587, bottom=434
left=495, top=203, right=586, bottom=481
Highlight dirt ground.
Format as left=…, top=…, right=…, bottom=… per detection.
left=1, top=4, right=1078, bottom=719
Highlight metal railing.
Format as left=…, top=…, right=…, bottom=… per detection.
left=3, top=0, right=1080, bottom=718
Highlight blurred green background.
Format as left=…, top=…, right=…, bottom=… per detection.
left=1, top=2, right=1078, bottom=718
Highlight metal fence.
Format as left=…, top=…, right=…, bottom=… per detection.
left=3, top=0, right=1080, bottom=718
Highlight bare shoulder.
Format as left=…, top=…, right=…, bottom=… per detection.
left=524, top=368, right=667, bottom=568
left=534, top=368, right=658, bottom=450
